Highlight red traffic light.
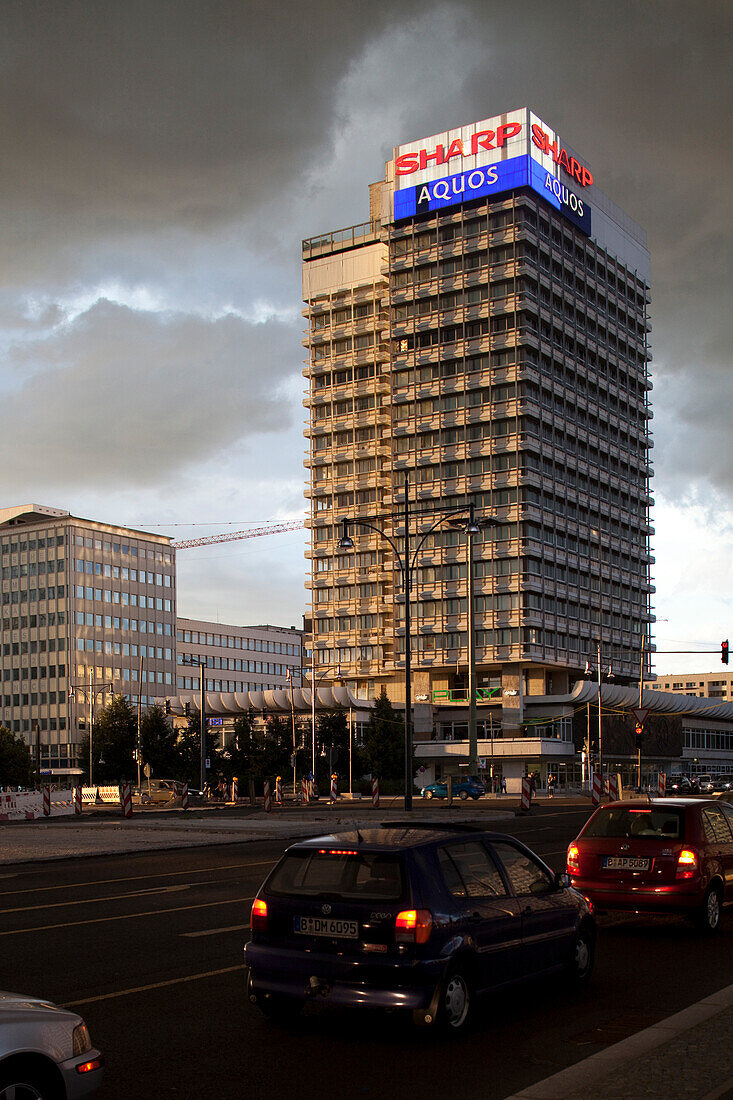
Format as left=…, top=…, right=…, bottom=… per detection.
left=723, top=640, right=729, bottom=665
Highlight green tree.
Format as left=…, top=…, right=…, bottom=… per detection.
left=361, top=687, right=404, bottom=790
left=220, top=713, right=262, bottom=783
left=0, top=726, right=33, bottom=788
left=315, top=711, right=348, bottom=786
left=261, top=715, right=292, bottom=781
left=140, top=705, right=179, bottom=779
left=78, top=695, right=136, bottom=782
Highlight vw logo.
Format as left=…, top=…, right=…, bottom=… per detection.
left=620, top=843, right=630, bottom=852
left=322, top=903, right=332, bottom=915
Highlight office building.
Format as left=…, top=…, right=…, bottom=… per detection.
left=0, top=504, right=176, bottom=773
left=302, top=109, right=654, bottom=783
left=176, top=618, right=303, bottom=694
left=646, top=672, right=733, bottom=701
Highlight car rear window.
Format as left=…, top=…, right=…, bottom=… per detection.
left=266, top=850, right=405, bottom=901
left=583, top=807, right=685, bottom=840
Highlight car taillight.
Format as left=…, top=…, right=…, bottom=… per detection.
left=395, top=909, right=433, bottom=944
left=567, top=843, right=580, bottom=875
left=251, top=897, right=268, bottom=931
left=676, top=849, right=698, bottom=879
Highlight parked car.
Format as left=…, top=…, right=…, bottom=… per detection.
left=567, top=798, right=733, bottom=932
left=665, top=775, right=697, bottom=795
left=245, top=823, right=596, bottom=1032
left=0, top=990, right=103, bottom=1097
left=697, top=775, right=715, bottom=793
left=420, top=777, right=485, bottom=801
left=714, top=776, right=733, bottom=792
left=133, top=779, right=177, bottom=805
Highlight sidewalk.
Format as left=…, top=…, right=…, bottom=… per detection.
left=0, top=802, right=518, bottom=864
left=505, top=983, right=733, bottom=1100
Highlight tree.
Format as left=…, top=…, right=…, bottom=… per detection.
left=78, top=695, right=136, bottom=783
left=261, top=715, right=292, bottom=781
left=360, top=687, right=404, bottom=790
left=0, top=727, right=33, bottom=788
left=220, top=713, right=262, bottom=783
left=140, top=705, right=179, bottom=779
left=315, top=711, right=348, bottom=786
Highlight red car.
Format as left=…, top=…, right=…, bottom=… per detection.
left=566, top=798, right=733, bottom=932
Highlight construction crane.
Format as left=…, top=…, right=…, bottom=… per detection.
left=173, top=519, right=306, bottom=549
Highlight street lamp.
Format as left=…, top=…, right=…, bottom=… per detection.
left=181, top=655, right=207, bottom=792
left=304, top=659, right=343, bottom=783
left=70, top=674, right=113, bottom=786
left=337, top=472, right=480, bottom=810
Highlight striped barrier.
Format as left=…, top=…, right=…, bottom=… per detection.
left=330, top=774, right=338, bottom=803
left=43, top=786, right=51, bottom=816
left=658, top=772, right=666, bottom=798
left=81, top=787, right=98, bottom=804
left=301, top=778, right=309, bottom=804
left=520, top=777, right=531, bottom=812
left=607, top=774, right=619, bottom=802
left=275, top=777, right=282, bottom=805
left=263, top=780, right=272, bottom=813
left=120, top=782, right=133, bottom=819
left=591, top=772, right=602, bottom=806
left=231, top=778, right=238, bottom=803
left=372, top=777, right=379, bottom=808
left=181, top=783, right=189, bottom=810
left=73, top=787, right=82, bottom=815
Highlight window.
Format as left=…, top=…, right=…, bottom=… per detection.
left=490, top=841, right=554, bottom=896
left=437, top=842, right=506, bottom=898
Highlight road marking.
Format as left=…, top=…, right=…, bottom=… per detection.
left=0, top=860, right=275, bottom=897
left=0, top=883, right=191, bottom=915
left=180, top=923, right=250, bottom=938
left=0, top=895, right=254, bottom=936
left=61, top=964, right=247, bottom=1008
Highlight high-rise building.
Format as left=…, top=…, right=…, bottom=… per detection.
left=302, top=109, right=654, bottom=773
left=0, top=504, right=176, bottom=773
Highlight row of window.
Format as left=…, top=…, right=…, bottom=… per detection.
left=177, top=656, right=295, bottom=675
left=176, top=678, right=294, bottom=693
left=683, top=728, right=733, bottom=752
left=74, top=560, right=172, bottom=585
left=1, top=559, right=64, bottom=579
left=1, top=534, right=65, bottom=554
left=177, top=632, right=301, bottom=656
left=2, top=586, right=65, bottom=605
left=2, top=665, right=66, bottom=681
left=75, top=620, right=173, bottom=644
left=72, top=534, right=172, bottom=564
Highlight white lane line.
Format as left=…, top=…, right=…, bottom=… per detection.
left=0, top=859, right=275, bottom=897
left=181, top=923, right=250, bottom=938
left=0, top=884, right=190, bottom=915
left=0, top=895, right=254, bottom=936
left=61, top=964, right=247, bottom=1008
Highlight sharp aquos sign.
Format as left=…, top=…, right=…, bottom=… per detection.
left=392, top=109, right=593, bottom=233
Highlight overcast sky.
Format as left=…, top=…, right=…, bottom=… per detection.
left=1, top=0, right=730, bottom=675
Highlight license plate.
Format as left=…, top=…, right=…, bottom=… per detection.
left=294, top=916, right=358, bottom=938
left=603, top=857, right=650, bottom=871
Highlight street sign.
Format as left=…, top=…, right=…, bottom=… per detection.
left=143, top=763, right=152, bottom=778
left=632, top=707, right=649, bottom=726
left=205, top=757, right=211, bottom=769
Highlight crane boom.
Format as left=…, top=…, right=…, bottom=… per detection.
left=174, top=519, right=306, bottom=549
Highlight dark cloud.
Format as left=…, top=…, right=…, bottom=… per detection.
left=0, top=300, right=298, bottom=492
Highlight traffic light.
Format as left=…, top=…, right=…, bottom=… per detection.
left=184, top=701, right=191, bottom=717
left=165, top=699, right=171, bottom=716
left=635, top=722, right=644, bottom=749
left=722, top=640, right=729, bottom=665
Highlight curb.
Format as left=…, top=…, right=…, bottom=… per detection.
left=503, top=982, right=733, bottom=1099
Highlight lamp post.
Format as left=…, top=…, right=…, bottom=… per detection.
left=305, top=660, right=343, bottom=785
left=182, top=655, right=207, bottom=792
left=72, top=675, right=113, bottom=786
left=338, top=473, right=483, bottom=810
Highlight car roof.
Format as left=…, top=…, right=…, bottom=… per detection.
left=594, top=798, right=705, bottom=809
left=287, top=823, right=514, bottom=853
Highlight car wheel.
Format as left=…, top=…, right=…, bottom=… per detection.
left=0, top=1062, right=61, bottom=1100
left=438, top=966, right=473, bottom=1033
left=695, top=884, right=723, bottom=933
left=459, top=790, right=469, bottom=801
left=568, top=924, right=595, bottom=984
left=423, top=790, right=434, bottom=800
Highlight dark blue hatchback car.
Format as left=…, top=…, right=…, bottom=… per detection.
left=244, top=823, right=596, bottom=1031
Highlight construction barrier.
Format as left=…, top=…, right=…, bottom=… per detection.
left=275, top=777, right=282, bottom=805
left=607, top=774, right=619, bottom=802
left=263, top=780, right=272, bottom=813
left=73, top=787, right=82, bottom=815
left=181, top=783, right=189, bottom=810
left=231, top=778, right=238, bottom=803
left=97, top=785, right=121, bottom=804
left=372, top=777, right=379, bottom=808
left=81, top=787, right=98, bottom=804
left=120, top=782, right=133, bottom=819
left=658, top=772, right=666, bottom=798
left=330, top=774, right=338, bottom=803
left=301, top=778, right=309, bottom=804
left=520, top=777, right=531, bottom=811
left=43, top=786, right=51, bottom=816
left=591, top=772, right=602, bottom=806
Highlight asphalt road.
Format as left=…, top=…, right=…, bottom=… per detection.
left=3, top=805, right=733, bottom=1099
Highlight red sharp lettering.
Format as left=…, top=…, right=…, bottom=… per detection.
left=496, top=122, right=521, bottom=146
left=444, top=138, right=464, bottom=162
left=395, top=153, right=419, bottom=176
left=419, top=144, right=445, bottom=169
left=558, top=148, right=571, bottom=173
left=581, top=167, right=593, bottom=187
left=569, top=157, right=582, bottom=183
left=531, top=123, right=548, bottom=152
left=471, top=130, right=495, bottom=154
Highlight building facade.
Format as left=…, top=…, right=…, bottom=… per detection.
left=302, top=109, right=654, bottom=783
left=176, top=618, right=303, bottom=695
left=646, top=672, right=733, bottom=701
left=0, top=504, right=176, bottom=773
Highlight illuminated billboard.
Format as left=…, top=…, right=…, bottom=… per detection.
left=391, top=109, right=593, bottom=234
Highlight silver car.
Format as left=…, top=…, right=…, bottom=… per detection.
left=0, top=991, right=103, bottom=1098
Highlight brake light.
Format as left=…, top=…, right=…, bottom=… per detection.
left=317, top=849, right=358, bottom=855
left=395, top=909, right=432, bottom=944
left=76, top=1058, right=103, bottom=1074
left=676, top=849, right=698, bottom=879
left=251, top=897, right=268, bottom=931
left=567, top=843, right=580, bottom=875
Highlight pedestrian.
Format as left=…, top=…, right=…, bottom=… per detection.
left=529, top=771, right=537, bottom=798
left=547, top=772, right=555, bottom=799
left=501, top=776, right=507, bottom=795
